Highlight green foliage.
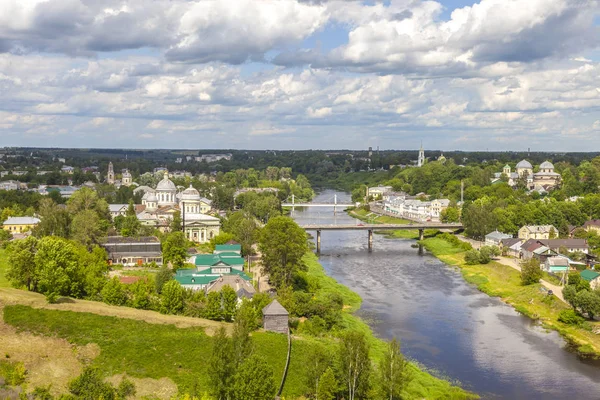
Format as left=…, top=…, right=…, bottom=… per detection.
left=232, top=354, right=276, bottom=400
left=436, top=233, right=472, bottom=251
left=574, top=290, right=600, bottom=319
left=170, top=211, right=182, bottom=232
left=563, top=285, right=578, bottom=309
left=464, top=250, right=482, bottom=265
left=440, top=206, right=461, bottom=223
left=0, top=360, right=27, bottom=386
left=221, top=285, right=238, bottom=322
left=101, top=277, right=127, bottom=306
left=222, top=211, right=260, bottom=256
left=155, top=266, right=173, bottom=294
left=558, top=309, right=585, bottom=325
left=205, top=291, right=223, bottom=321
left=163, top=232, right=188, bottom=270
left=317, top=367, right=338, bottom=400
left=35, top=236, right=78, bottom=302
left=68, top=367, right=116, bottom=400
left=160, top=280, right=185, bottom=314
left=339, top=331, right=371, bottom=400
left=378, top=338, right=411, bottom=400
left=207, top=327, right=234, bottom=400
left=258, top=216, right=308, bottom=289
left=520, top=258, right=543, bottom=286
left=6, top=235, right=38, bottom=290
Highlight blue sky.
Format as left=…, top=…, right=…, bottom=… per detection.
left=1, top=0, right=600, bottom=151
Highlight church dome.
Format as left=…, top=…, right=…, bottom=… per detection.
left=540, top=161, right=554, bottom=169
left=146, top=192, right=158, bottom=202
left=181, top=185, right=201, bottom=201
left=516, top=160, right=533, bottom=169
left=156, top=176, right=176, bottom=192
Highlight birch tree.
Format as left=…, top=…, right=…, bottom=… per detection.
left=340, top=331, right=371, bottom=400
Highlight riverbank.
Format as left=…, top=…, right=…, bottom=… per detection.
left=302, top=252, right=479, bottom=399
left=420, top=236, right=600, bottom=358
left=348, top=208, right=439, bottom=239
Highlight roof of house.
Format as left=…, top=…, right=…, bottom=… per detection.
left=207, top=275, right=256, bottom=297
left=583, top=220, right=600, bottom=228
left=215, top=244, right=242, bottom=252
left=580, top=270, right=600, bottom=282
left=263, top=299, right=288, bottom=316
left=175, top=274, right=218, bottom=285
left=2, top=217, right=41, bottom=225
left=546, top=257, right=569, bottom=266
left=104, top=236, right=160, bottom=244
left=538, top=239, right=588, bottom=249
left=192, top=254, right=244, bottom=267
left=485, top=230, right=512, bottom=241
left=109, top=204, right=128, bottom=212
left=501, top=238, right=522, bottom=248
left=520, top=225, right=557, bottom=233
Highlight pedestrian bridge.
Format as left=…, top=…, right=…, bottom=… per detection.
left=299, top=223, right=464, bottom=252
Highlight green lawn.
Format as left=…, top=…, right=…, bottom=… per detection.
left=421, top=236, right=600, bottom=358
left=0, top=248, right=10, bottom=288
left=349, top=209, right=440, bottom=240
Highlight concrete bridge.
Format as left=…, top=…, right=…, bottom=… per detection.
left=300, top=223, right=464, bottom=252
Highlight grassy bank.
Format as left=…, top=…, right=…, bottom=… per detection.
left=0, top=248, right=10, bottom=288
left=303, top=252, right=478, bottom=399
left=420, top=237, right=600, bottom=358
left=348, top=208, right=439, bottom=240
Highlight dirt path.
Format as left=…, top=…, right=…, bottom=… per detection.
left=458, top=236, right=566, bottom=303
left=0, top=288, right=230, bottom=335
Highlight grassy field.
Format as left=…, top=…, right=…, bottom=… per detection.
left=421, top=236, right=600, bottom=358
left=348, top=209, right=440, bottom=240
left=0, top=248, right=10, bottom=288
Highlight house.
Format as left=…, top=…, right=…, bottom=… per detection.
left=521, top=240, right=557, bottom=262
left=175, top=268, right=251, bottom=291
left=367, top=186, right=392, bottom=199
left=192, top=253, right=244, bottom=272
left=101, top=236, right=163, bottom=266
left=521, top=239, right=589, bottom=261
left=109, top=204, right=129, bottom=219
left=430, top=199, right=451, bottom=221
left=518, top=225, right=558, bottom=240
left=61, top=166, right=75, bottom=174
left=262, top=300, right=289, bottom=334
left=206, top=275, right=255, bottom=299
left=0, top=180, right=21, bottom=191
left=214, top=244, right=242, bottom=255
left=544, top=257, right=569, bottom=274
left=580, top=270, right=600, bottom=290
left=485, top=231, right=512, bottom=246
left=583, top=220, right=600, bottom=235
left=500, top=238, right=523, bottom=258
left=2, top=217, right=41, bottom=233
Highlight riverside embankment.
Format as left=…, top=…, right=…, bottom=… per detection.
left=293, top=190, right=600, bottom=400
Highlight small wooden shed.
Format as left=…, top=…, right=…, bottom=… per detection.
left=262, top=300, right=289, bottom=334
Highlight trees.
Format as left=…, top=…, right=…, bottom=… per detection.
left=563, top=285, right=578, bottom=309
left=440, top=207, right=460, bottom=223
left=101, top=277, right=127, bottom=306
left=208, top=327, right=234, bottom=400
left=35, top=236, right=78, bottom=303
left=258, top=216, right=308, bottom=289
left=221, top=285, right=238, bottom=322
left=162, top=232, right=188, bottom=270
left=231, top=354, right=276, bottom=400
left=575, top=290, right=600, bottom=319
left=317, top=367, right=338, bottom=400
left=120, top=201, right=141, bottom=237
left=34, top=198, right=70, bottom=238
left=231, top=302, right=254, bottom=368
left=6, top=236, right=38, bottom=290
left=71, top=209, right=104, bottom=249
left=340, top=331, right=371, bottom=400
left=378, top=338, right=411, bottom=400
left=155, top=266, right=173, bottom=294
left=520, top=258, right=543, bottom=286
left=223, top=211, right=260, bottom=256
left=305, top=346, right=332, bottom=399
left=170, top=210, right=182, bottom=232
left=160, top=280, right=185, bottom=314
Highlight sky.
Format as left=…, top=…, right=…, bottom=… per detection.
left=1, top=0, right=600, bottom=151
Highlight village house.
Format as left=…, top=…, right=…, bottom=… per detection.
left=207, top=275, right=255, bottom=299
left=2, top=216, right=41, bottom=234
left=263, top=299, right=289, bottom=334
left=0, top=180, right=24, bottom=191
left=544, top=257, right=570, bottom=274
left=430, top=199, right=451, bottom=220
left=485, top=230, right=512, bottom=246
left=583, top=220, right=600, bottom=235
left=367, top=186, right=392, bottom=199
left=580, top=270, right=600, bottom=290
left=521, top=239, right=589, bottom=261
left=501, top=238, right=523, bottom=258
left=518, top=225, right=558, bottom=240
left=101, top=236, right=163, bottom=266
left=520, top=241, right=556, bottom=263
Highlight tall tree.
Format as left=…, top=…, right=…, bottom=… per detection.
left=317, top=367, right=338, bottom=400
left=34, top=198, right=71, bottom=238
left=231, top=301, right=254, bottom=368
left=221, top=285, right=238, bottom=323
left=170, top=210, right=183, bottom=232
left=160, top=280, right=185, bottom=314
left=162, top=232, right=188, bottom=270
left=258, top=216, right=308, bottom=289
left=120, top=201, right=141, bottom=237
left=6, top=236, right=38, bottom=290
left=208, top=327, right=234, bottom=400
left=71, top=209, right=104, bottom=249
left=35, top=236, right=78, bottom=303
left=232, top=354, right=276, bottom=400
left=378, top=338, right=411, bottom=400
left=340, top=331, right=371, bottom=400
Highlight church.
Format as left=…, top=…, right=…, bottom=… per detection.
left=130, top=171, right=220, bottom=243
left=493, top=160, right=561, bottom=192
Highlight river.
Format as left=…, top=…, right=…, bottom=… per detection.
left=291, top=190, right=600, bottom=399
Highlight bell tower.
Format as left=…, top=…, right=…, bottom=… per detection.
left=107, top=162, right=115, bottom=184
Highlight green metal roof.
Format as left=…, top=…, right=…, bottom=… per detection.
left=215, top=244, right=241, bottom=252
left=194, top=254, right=244, bottom=266
left=218, top=251, right=242, bottom=258
left=580, top=269, right=600, bottom=282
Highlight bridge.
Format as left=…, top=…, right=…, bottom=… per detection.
left=282, top=194, right=354, bottom=212
left=300, top=223, right=464, bottom=252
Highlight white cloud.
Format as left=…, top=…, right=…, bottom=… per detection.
left=307, top=106, right=332, bottom=118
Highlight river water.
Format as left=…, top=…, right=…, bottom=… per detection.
left=291, top=190, right=600, bottom=399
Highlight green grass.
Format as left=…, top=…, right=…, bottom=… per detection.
left=348, top=209, right=442, bottom=240
left=421, top=236, right=600, bottom=358
left=0, top=248, right=10, bottom=288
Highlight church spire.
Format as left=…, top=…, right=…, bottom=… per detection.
left=417, top=143, right=425, bottom=167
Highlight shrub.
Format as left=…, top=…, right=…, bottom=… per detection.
left=558, top=309, right=585, bottom=325
left=520, top=258, right=543, bottom=285
left=464, top=250, right=481, bottom=265
left=101, top=277, right=127, bottom=306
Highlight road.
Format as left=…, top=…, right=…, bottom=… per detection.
left=459, top=236, right=565, bottom=303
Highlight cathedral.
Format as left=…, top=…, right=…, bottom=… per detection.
left=493, top=160, right=561, bottom=192
left=133, top=171, right=220, bottom=243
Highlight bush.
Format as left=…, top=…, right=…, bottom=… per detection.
left=520, top=258, right=543, bottom=286
left=558, top=309, right=585, bottom=325
left=464, top=250, right=481, bottom=265
left=437, top=233, right=472, bottom=251
left=101, top=277, right=127, bottom=306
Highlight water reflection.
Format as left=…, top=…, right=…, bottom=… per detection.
left=293, top=191, right=600, bottom=399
